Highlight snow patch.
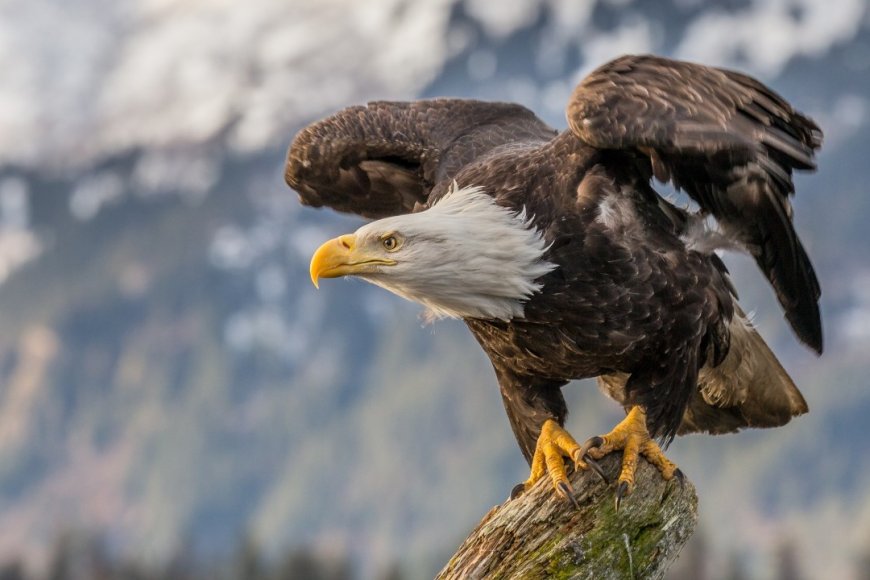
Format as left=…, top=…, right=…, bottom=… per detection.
left=675, top=0, right=867, bottom=76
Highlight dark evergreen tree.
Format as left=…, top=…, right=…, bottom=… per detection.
left=775, top=538, right=804, bottom=580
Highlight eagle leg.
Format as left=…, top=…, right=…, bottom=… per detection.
left=579, top=407, right=682, bottom=511
left=509, top=419, right=595, bottom=507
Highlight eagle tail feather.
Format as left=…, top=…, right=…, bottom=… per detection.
left=728, top=317, right=809, bottom=428
left=678, top=310, right=808, bottom=435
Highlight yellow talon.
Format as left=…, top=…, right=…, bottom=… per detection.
left=515, top=419, right=587, bottom=506
left=581, top=407, right=680, bottom=507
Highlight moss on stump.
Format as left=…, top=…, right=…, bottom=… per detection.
left=437, top=454, right=697, bottom=579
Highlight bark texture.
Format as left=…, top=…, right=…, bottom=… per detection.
left=437, top=454, right=697, bottom=579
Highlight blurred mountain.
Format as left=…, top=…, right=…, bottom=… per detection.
left=1, top=0, right=869, bottom=578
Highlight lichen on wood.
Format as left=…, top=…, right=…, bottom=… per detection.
left=437, top=454, right=697, bottom=579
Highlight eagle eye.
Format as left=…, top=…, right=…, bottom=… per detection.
left=382, top=235, right=400, bottom=251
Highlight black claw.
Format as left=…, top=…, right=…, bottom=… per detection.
left=579, top=435, right=605, bottom=456
left=674, top=468, right=686, bottom=489
left=510, top=483, right=527, bottom=500
left=583, top=455, right=609, bottom=484
left=557, top=481, right=581, bottom=510
left=615, top=481, right=629, bottom=512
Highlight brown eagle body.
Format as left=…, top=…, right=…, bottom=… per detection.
left=287, top=55, right=820, bottom=468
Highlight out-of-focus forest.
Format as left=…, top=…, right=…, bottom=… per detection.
left=4, top=528, right=870, bottom=580
left=1, top=0, right=869, bottom=578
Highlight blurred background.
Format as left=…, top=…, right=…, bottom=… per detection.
left=0, top=0, right=869, bottom=578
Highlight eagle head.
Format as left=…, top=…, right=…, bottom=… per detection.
left=309, top=185, right=556, bottom=321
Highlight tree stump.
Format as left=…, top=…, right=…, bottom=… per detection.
left=437, top=454, right=697, bottom=579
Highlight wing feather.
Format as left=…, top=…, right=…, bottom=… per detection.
left=568, top=54, right=823, bottom=353
left=286, top=99, right=556, bottom=219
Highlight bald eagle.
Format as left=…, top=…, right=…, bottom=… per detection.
left=287, top=55, right=821, bottom=506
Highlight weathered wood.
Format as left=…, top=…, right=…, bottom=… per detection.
left=437, top=454, right=697, bottom=579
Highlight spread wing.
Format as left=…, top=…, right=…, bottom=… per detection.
left=568, top=54, right=823, bottom=353
left=286, top=99, right=557, bottom=219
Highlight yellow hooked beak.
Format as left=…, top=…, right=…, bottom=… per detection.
left=309, top=234, right=396, bottom=288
